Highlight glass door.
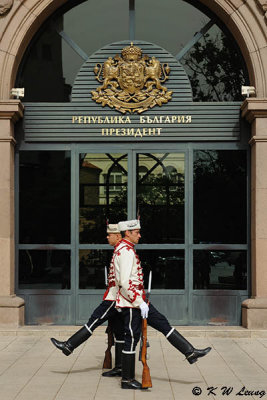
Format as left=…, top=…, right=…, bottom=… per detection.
left=17, top=145, right=248, bottom=325
left=79, top=152, right=128, bottom=245
left=190, top=148, right=248, bottom=325
left=135, top=152, right=188, bottom=324
left=76, top=152, right=129, bottom=323
left=75, top=147, right=248, bottom=325
left=76, top=149, right=188, bottom=325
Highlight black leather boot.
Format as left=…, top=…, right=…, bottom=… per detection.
left=167, top=329, right=211, bottom=364
left=121, top=353, right=146, bottom=390
left=51, top=326, right=91, bottom=356
left=102, top=342, right=123, bottom=377
left=186, top=347, right=211, bottom=364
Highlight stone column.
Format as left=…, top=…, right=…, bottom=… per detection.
left=241, top=98, right=267, bottom=328
left=0, top=100, right=24, bottom=326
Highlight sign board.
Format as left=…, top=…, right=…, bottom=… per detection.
left=23, top=41, right=241, bottom=142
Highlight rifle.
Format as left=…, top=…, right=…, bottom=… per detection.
left=102, top=266, right=114, bottom=369
left=141, top=270, right=152, bottom=389
left=102, top=320, right=114, bottom=369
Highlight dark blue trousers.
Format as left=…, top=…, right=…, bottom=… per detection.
left=147, top=303, right=173, bottom=337
left=85, top=300, right=124, bottom=341
left=121, top=307, right=142, bottom=354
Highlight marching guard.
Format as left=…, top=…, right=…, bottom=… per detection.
left=50, top=224, right=124, bottom=376
left=110, top=219, right=211, bottom=390
left=51, top=220, right=212, bottom=391
left=112, top=219, right=148, bottom=389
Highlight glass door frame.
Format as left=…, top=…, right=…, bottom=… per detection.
left=75, top=145, right=133, bottom=324
left=15, top=143, right=76, bottom=324
left=15, top=141, right=250, bottom=325
left=75, top=141, right=250, bottom=325
left=75, top=143, right=189, bottom=324
left=187, top=141, right=250, bottom=324
left=132, top=148, right=189, bottom=325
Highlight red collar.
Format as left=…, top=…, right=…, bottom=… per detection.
left=114, top=241, right=121, bottom=250
left=121, top=238, right=135, bottom=248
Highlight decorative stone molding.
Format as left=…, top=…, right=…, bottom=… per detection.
left=255, top=0, right=267, bottom=12
left=0, top=100, right=23, bottom=146
left=0, top=296, right=25, bottom=327
left=0, top=136, right=16, bottom=145
left=255, top=0, right=267, bottom=23
left=241, top=98, right=267, bottom=123
left=249, top=136, right=267, bottom=145
left=229, top=0, right=247, bottom=9
left=0, top=100, right=24, bottom=122
left=0, top=0, right=13, bottom=16
left=242, top=298, right=267, bottom=328
left=0, top=295, right=24, bottom=308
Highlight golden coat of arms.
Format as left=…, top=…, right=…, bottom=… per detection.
left=91, top=43, right=172, bottom=114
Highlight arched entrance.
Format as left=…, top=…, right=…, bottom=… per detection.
left=2, top=2, right=266, bottom=328
left=16, top=37, right=249, bottom=325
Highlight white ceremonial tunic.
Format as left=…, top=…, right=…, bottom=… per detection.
left=102, top=242, right=120, bottom=301
left=113, top=239, right=146, bottom=308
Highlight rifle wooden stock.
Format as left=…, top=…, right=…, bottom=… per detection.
left=141, top=318, right=152, bottom=388
left=102, top=322, right=114, bottom=369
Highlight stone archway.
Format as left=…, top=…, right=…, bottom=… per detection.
left=0, top=0, right=267, bottom=327
left=198, top=0, right=267, bottom=97
left=0, top=0, right=267, bottom=97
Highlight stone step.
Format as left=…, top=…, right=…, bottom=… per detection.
left=1, top=325, right=267, bottom=337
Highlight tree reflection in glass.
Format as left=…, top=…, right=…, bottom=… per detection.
left=194, top=150, right=247, bottom=244
left=136, top=153, right=185, bottom=244
left=181, top=28, right=249, bottom=101
left=193, top=250, right=247, bottom=290
left=79, top=153, right=127, bottom=244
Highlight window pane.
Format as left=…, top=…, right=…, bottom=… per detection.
left=138, top=250, right=184, bottom=289
left=136, top=0, right=249, bottom=101
left=136, top=0, right=209, bottom=56
left=193, top=150, right=247, bottom=244
left=80, top=249, right=185, bottom=290
left=16, top=0, right=249, bottom=102
left=193, top=250, right=247, bottom=290
left=16, top=0, right=128, bottom=101
left=19, top=250, right=70, bottom=289
left=137, top=153, right=184, bottom=244
left=79, top=249, right=112, bottom=289
left=79, top=153, right=127, bottom=244
left=181, top=25, right=249, bottom=101
left=63, top=0, right=128, bottom=69
left=19, top=151, right=71, bottom=244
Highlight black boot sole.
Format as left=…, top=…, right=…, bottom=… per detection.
left=121, top=382, right=148, bottom=390
left=102, top=369, right=122, bottom=377
left=188, top=357, right=198, bottom=365
left=187, top=347, right=212, bottom=364
left=50, top=338, right=72, bottom=356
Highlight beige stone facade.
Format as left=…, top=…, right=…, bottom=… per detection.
left=0, top=0, right=267, bottom=327
left=0, top=100, right=24, bottom=326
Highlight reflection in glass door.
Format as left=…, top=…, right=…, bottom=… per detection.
left=79, top=153, right=128, bottom=244
left=193, top=150, right=247, bottom=291
left=78, top=153, right=127, bottom=294
left=77, top=150, right=188, bottom=325
left=17, top=146, right=248, bottom=325
left=191, top=149, right=248, bottom=325
left=18, top=151, right=71, bottom=291
left=135, top=152, right=187, bottom=323
left=136, top=153, right=185, bottom=244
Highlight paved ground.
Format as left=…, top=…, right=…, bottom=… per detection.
left=1, top=327, right=267, bottom=400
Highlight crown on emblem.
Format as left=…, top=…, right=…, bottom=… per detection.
left=121, top=42, right=142, bottom=61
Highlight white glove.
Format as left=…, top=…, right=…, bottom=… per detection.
left=139, top=302, right=149, bottom=319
